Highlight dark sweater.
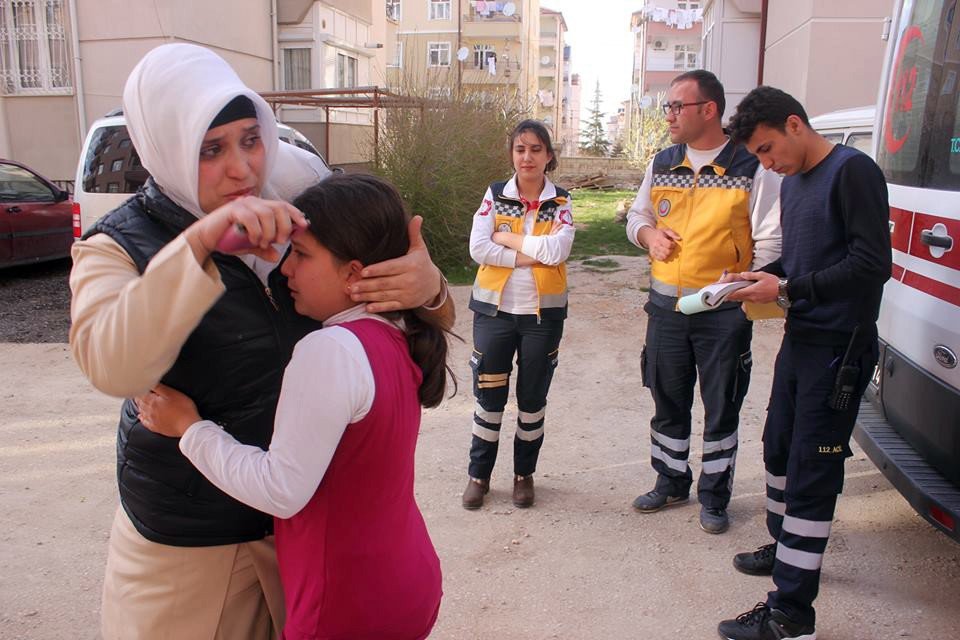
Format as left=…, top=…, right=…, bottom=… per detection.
left=761, top=145, right=891, bottom=345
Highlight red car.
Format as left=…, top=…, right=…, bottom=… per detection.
left=0, top=159, right=74, bottom=269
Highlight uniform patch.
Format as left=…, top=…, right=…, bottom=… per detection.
left=479, top=199, right=493, bottom=216
left=559, top=209, right=573, bottom=225
left=497, top=223, right=512, bottom=232
left=657, top=198, right=672, bottom=217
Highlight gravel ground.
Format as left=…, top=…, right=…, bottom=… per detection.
left=0, top=258, right=72, bottom=343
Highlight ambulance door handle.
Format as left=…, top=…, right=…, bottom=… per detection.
left=920, top=224, right=953, bottom=258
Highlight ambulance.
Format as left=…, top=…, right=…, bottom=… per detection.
left=854, top=0, right=960, bottom=542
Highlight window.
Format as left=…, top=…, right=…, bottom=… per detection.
left=677, top=1, right=700, bottom=9
left=119, top=139, right=131, bottom=149
left=846, top=132, right=873, bottom=156
left=0, top=0, right=72, bottom=94
left=821, top=133, right=844, bottom=145
left=877, top=0, right=960, bottom=190
left=388, top=41, right=403, bottom=68
left=0, top=162, right=55, bottom=201
left=673, top=44, right=697, bottom=70
left=106, top=182, right=120, bottom=193
left=473, top=44, right=495, bottom=69
left=428, top=0, right=450, bottom=21
left=80, top=125, right=148, bottom=195
left=282, top=48, right=311, bottom=90
left=427, top=86, right=451, bottom=99
left=386, top=0, right=401, bottom=21
left=336, top=52, right=357, bottom=88
left=427, top=42, right=450, bottom=67
left=110, top=159, right=123, bottom=172
left=96, top=164, right=104, bottom=176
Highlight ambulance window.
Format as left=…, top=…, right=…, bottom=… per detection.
left=846, top=132, right=873, bottom=156
left=877, top=0, right=960, bottom=190
left=821, top=133, right=843, bottom=144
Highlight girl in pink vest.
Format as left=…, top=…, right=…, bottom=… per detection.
left=137, top=173, right=449, bottom=639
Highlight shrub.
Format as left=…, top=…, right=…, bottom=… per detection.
left=374, top=75, right=530, bottom=279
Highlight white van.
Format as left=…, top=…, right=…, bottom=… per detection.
left=808, top=105, right=875, bottom=158
left=72, top=111, right=332, bottom=238
left=854, top=0, right=960, bottom=542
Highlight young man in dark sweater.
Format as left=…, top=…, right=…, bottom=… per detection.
left=716, top=86, right=891, bottom=640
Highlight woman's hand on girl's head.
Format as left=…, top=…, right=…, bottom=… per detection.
left=349, top=215, right=444, bottom=312
left=135, top=384, right=202, bottom=438
left=184, top=196, right=308, bottom=264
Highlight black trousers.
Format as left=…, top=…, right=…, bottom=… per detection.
left=641, top=302, right=753, bottom=508
left=763, top=335, right=878, bottom=625
left=468, top=311, right=564, bottom=480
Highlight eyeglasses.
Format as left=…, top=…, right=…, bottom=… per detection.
left=661, top=101, right=709, bottom=116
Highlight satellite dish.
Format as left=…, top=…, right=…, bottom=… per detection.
left=456, top=46, right=469, bottom=62
left=541, top=55, right=550, bottom=65
left=639, top=95, right=652, bottom=109
left=502, top=2, right=516, bottom=17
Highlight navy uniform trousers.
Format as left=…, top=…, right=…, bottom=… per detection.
left=468, top=311, right=563, bottom=480
left=763, top=335, right=878, bottom=625
left=642, top=301, right=753, bottom=508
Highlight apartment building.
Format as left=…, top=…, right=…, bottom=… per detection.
left=386, top=1, right=555, bottom=123
left=0, top=0, right=387, bottom=182
left=701, top=0, right=889, bottom=118
left=626, top=1, right=702, bottom=153
left=560, top=69, right=580, bottom=156
left=536, top=6, right=565, bottom=146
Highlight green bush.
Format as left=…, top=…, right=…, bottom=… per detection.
left=373, top=79, right=529, bottom=279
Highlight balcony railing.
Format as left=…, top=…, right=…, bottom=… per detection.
left=464, top=1, right=521, bottom=22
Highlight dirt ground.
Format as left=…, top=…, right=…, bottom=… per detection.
left=1, top=256, right=959, bottom=640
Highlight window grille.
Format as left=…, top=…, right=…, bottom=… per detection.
left=0, top=0, right=72, bottom=94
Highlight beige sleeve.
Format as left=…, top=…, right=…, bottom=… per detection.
left=69, top=233, right=225, bottom=398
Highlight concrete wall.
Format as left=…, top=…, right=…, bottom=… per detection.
left=763, top=0, right=888, bottom=117
left=555, top=156, right=643, bottom=188
left=1, top=96, right=79, bottom=180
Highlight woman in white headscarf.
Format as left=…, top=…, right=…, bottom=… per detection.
left=69, top=43, right=450, bottom=640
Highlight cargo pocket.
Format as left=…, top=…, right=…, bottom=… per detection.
left=469, top=349, right=483, bottom=397
left=793, top=440, right=853, bottom=496
left=729, top=349, right=753, bottom=403
left=640, top=345, right=651, bottom=388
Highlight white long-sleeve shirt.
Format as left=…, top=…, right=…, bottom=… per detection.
left=625, top=140, right=782, bottom=269
left=469, top=174, right=575, bottom=314
left=178, top=304, right=394, bottom=519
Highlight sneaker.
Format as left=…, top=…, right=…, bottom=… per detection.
left=699, top=506, right=730, bottom=534
left=461, top=476, right=489, bottom=510
left=631, top=489, right=689, bottom=513
left=717, top=603, right=816, bottom=640
left=733, top=543, right=777, bottom=576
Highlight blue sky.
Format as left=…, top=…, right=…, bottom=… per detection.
left=542, top=0, right=636, bottom=120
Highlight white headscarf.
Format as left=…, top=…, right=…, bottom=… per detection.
left=122, top=43, right=279, bottom=218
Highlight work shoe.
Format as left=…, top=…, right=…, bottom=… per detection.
left=717, top=603, right=816, bottom=640
left=461, top=477, right=489, bottom=510
left=699, top=506, right=730, bottom=534
left=631, top=489, right=689, bottom=513
left=734, top=543, right=777, bottom=576
left=513, top=474, right=535, bottom=508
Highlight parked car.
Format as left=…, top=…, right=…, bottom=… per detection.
left=0, top=159, right=74, bottom=269
left=73, top=110, right=333, bottom=238
left=808, top=105, right=875, bottom=157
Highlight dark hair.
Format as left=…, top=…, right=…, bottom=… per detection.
left=291, top=173, right=452, bottom=408
left=727, top=85, right=810, bottom=145
left=671, top=69, right=725, bottom=118
left=508, top=119, right=558, bottom=172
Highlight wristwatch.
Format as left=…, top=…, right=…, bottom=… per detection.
left=776, top=278, right=791, bottom=310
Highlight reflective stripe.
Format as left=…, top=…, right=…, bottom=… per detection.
left=783, top=515, right=833, bottom=539
left=472, top=284, right=500, bottom=305
left=766, top=497, right=786, bottom=516
left=518, top=407, right=546, bottom=424
left=539, top=292, right=568, bottom=308
left=702, top=455, right=735, bottom=475
left=651, top=430, right=690, bottom=454
left=474, top=404, right=503, bottom=424
left=702, top=430, right=738, bottom=455
left=650, top=444, right=689, bottom=473
left=650, top=276, right=699, bottom=298
left=776, top=542, right=824, bottom=571
left=516, top=425, right=544, bottom=441
left=478, top=380, right=508, bottom=389
left=766, top=471, right=787, bottom=491
left=479, top=372, right=509, bottom=382
left=472, top=423, right=500, bottom=442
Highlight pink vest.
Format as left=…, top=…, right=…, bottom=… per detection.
left=276, top=319, right=442, bottom=639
